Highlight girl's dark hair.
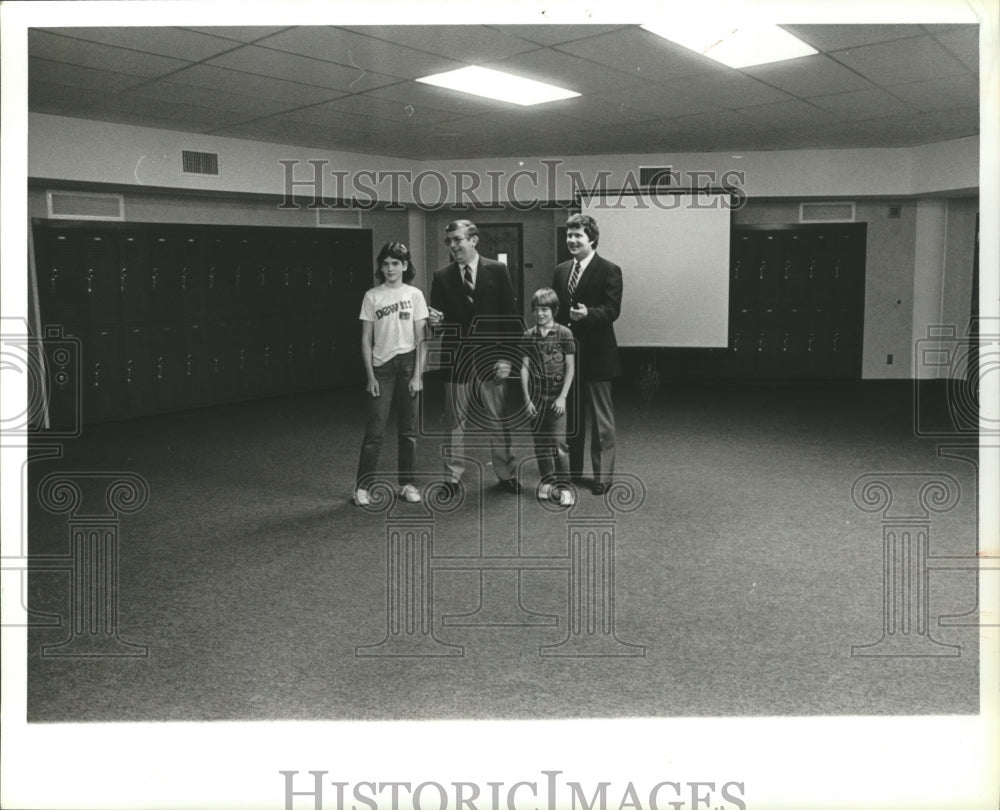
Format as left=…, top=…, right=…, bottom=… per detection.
left=375, top=241, right=416, bottom=283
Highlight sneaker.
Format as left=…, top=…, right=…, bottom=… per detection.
left=559, top=488, right=576, bottom=507
left=400, top=484, right=422, bottom=503
left=537, top=483, right=553, bottom=501
left=354, top=488, right=371, bottom=506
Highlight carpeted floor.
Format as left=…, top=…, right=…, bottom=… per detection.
left=26, top=378, right=980, bottom=721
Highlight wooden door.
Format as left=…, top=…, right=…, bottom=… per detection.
left=474, top=223, right=524, bottom=315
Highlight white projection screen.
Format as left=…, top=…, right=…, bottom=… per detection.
left=581, top=192, right=732, bottom=347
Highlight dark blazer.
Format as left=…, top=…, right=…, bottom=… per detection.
left=553, top=253, right=623, bottom=382
left=430, top=256, right=522, bottom=382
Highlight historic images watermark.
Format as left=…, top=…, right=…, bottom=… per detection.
left=279, top=770, right=748, bottom=810
left=849, top=320, right=999, bottom=658
left=277, top=159, right=747, bottom=212
left=0, top=318, right=149, bottom=656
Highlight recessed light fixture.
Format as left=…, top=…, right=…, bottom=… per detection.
left=641, top=22, right=816, bottom=68
left=416, top=66, right=580, bottom=106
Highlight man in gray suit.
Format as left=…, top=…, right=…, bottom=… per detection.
left=428, top=219, right=522, bottom=494
left=552, top=213, right=622, bottom=495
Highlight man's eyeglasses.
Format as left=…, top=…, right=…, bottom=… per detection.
left=444, top=235, right=468, bottom=247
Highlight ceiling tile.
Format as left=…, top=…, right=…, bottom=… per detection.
left=886, top=74, right=979, bottom=111
left=28, top=30, right=191, bottom=77
left=29, top=56, right=149, bottom=92
left=590, top=81, right=720, bottom=117
left=933, top=26, right=979, bottom=74
left=125, top=80, right=307, bottom=117
left=779, top=25, right=927, bottom=52
left=488, top=25, right=632, bottom=47
left=35, top=27, right=241, bottom=62
left=829, top=35, right=969, bottom=86
left=733, top=99, right=838, bottom=130
left=486, top=47, right=633, bottom=95
left=206, top=45, right=400, bottom=93
left=181, top=26, right=291, bottom=43
left=343, top=26, right=540, bottom=63
left=662, top=73, right=794, bottom=109
left=167, top=64, right=349, bottom=105
left=254, top=27, right=465, bottom=80
left=555, top=28, right=722, bottom=82
left=541, top=94, right=662, bottom=126
left=318, top=94, right=465, bottom=125
left=810, top=88, right=916, bottom=120
left=106, top=92, right=258, bottom=128
left=742, top=54, right=875, bottom=98
left=363, top=81, right=513, bottom=116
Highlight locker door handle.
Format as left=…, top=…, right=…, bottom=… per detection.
left=180, top=268, right=187, bottom=290
left=208, top=267, right=215, bottom=289
left=120, top=267, right=127, bottom=292
left=86, top=269, right=94, bottom=293
left=186, top=355, right=192, bottom=376
left=151, top=269, right=158, bottom=290
left=213, top=358, right=219, bottom=373
left=49, top=268, right=58, bottom=292
left=156, top=357, right=164, bottom=380
left=126, top=360, right=133, bottom=383
left=93, top=362, right=101, bottom=388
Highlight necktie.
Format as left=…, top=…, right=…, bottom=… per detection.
left=463, top=264, right=474, bottom=305
left=567, top=261, right=581, bottom=299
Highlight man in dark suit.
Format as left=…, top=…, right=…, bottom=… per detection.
left=428, top=219, right=522, bottom=493
left=552, top=213, right=622, bottom=495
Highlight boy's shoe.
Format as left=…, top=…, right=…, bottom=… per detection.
left=400, top=484, right=422, bottom=503
left=537, top=483, right=553, bottom=501
left=559, top=488, right=576, bottom=507
left=354, top=488, right=371, bottom=506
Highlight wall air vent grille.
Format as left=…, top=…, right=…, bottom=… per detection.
left=46, top=190, right=125, bottom=220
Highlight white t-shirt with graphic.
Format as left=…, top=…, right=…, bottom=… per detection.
left=359, top=283, right=429, bottom=366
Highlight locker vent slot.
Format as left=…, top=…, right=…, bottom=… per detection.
left=316, top=208, right=363, bottom=228
left=799, top=202, right=855, bottom=223
left=47, top=190, right=125, bottom=221
left=639, top=166, right=675, bottom=188
left=182, top=150, right=220, bottom=175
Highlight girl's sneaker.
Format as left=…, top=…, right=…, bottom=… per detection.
left=537, top=483, right=553, bottom=501
left=400, top=484, right=422, bottom=503
left=354, top=488, right=371, bottom=506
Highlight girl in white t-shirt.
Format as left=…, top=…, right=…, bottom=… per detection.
left=354, top=241, right=428, bottom=505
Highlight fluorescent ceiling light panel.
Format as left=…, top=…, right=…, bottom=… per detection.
left=416, top=66, right=580, bottom=106
left=641, top=22, right=817, bottom=68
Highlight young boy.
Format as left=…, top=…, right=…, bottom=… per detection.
left=354, top=241, right=427, bottom=506
left=520, top=288, right=576, bottom=506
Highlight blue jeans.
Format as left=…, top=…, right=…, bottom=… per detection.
left=532, top=394, right=569, bottom=484
left=356, top=351, right=418, bottom=488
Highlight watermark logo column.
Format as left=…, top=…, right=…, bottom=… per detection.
left=541, top=474, right=646, bottom=658
left=36, top=471, right=149, bottom=658
left=850, top=472, right=962, bottom=658
left=355, top=479, right=463, bottom=658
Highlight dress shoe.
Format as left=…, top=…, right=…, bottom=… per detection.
left=592, top=482, right=611, bottom=495
left=500, top=478, right=522, bottom=494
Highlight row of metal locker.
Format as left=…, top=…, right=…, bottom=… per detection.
left=34, top=223, right=366, bottom=326
left=32, top=221, right=372, bottom=426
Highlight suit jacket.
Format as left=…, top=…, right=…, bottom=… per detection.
left=553, top=253, right=623, bottom=382
left=430, top=256, right=522, bottom=382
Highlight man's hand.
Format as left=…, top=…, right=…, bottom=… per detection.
left=570, top=303, right=588, bottom=321
left=494, top=359, right=511, bottom=383
left=427, top=307, right=443, bottom=328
